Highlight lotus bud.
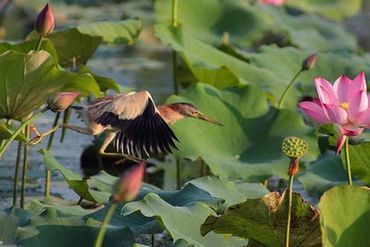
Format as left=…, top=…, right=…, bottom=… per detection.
left=301, top=53, right=317, bottom=71
left=35, top=3, right=55, bottom=37
left=113, top=162, right=145, bottom=203
left=47, top=92, right=80, bottom=112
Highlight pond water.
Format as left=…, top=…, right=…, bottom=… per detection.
left=0, top=0, right=174, bottom=208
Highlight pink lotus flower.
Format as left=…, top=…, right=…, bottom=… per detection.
left=113, top=162, right=145, bottom=203
left=47, top=92, right=80, bottom=112
left=299, top=72, right=370, bottom=153
left=258, top=0, right=284, bottom=6
left=35, top=3, right=54, bottom=37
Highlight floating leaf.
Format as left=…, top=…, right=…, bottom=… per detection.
left=319, top=185, right=370, bottom=247
left=286, top=0, right=363, bottom=21
left=188, top=176, right=269, bottom=206
left=201, top=192, right=321, bottom=247
left=122, top=193, right=247, bottom=247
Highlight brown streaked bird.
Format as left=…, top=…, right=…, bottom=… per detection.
left=30, top=91, right=222, bottom=160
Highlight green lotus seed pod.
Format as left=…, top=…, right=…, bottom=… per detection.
left=281, top=136, right=308, bottom=159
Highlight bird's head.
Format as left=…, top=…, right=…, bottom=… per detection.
left=167, top=103, right=222, bottom=126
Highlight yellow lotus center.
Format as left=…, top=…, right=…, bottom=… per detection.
left=340, top=102, right=349, bottom=110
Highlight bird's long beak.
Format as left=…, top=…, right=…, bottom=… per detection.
left=194, top=112, right=223, bottom=126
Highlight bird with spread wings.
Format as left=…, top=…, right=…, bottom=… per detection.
left=29, top=90, right=222, bottom=161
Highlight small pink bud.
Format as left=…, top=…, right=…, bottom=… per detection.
left=113, top=162, right=145, bottom=203
left=257, top=0, right=284, bottom=6
left=35, top=3, right=55, bottom=37
left=47, top=92, right=80, bottom=112
left=301, top=53, right=317, bottom=71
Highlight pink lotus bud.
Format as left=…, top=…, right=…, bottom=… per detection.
left=47, top=92, right=80, bottom=112
left=301, top=53, right=317, bottom=71
left=113, top=162, right=145, bottom=203
left=257, top=0, right=284, bottom=6
left=35, top=3, right=55, bottom=37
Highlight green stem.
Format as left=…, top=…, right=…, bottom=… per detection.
left=344, top=138, right=353, bottom=185
left=172, top=51, right=179, bottom=95
left=0, top=108, right=48, bottom=160
left=285, top=175, right=294, bottom=247
left=171, top=0, right=179, bottom=95
left=12, top=140, right=22, bottom=206
left=172, top=0, right=178, bottom=27
left=60, top=108, right=71, bottom=143
left=35, top=35, right=43, bottom=52
left=94, top=203, right=118, bottom=247
left=277, top=69, right=303, bottom=109
left=20, top=124, right=30, bottom=208
left=176, top=158, right=180, bottom=189
left=44, top=112, right=60, bottom=197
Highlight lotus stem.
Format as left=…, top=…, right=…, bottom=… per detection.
left=44, top=112, right=60, bottom=197
left=0, top=107, right=49, bottom=160
left=35, top=35, right=43, bottom=52
left=94, top=202, right=118, bottom=247
left=60, top=108, right=71, bottom=143
left=344, top=138, right=353, bottom=185
left=172, top=0, right=178, bottom=27
left=277, top=69, right=303, bottom=109
left=20, top=124, right=30, bottom=208
left=176, top=158, right=181, bottom=189
left=12, top=140, right=22, bottom=206
left=285, top=173, right=294, bottom=247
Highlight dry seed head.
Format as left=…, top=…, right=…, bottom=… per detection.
left=281, top=136, right=308, bottom=159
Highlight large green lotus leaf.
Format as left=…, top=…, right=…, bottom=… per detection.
left=155, top=0, right=271, bottom=46
left=201, top=192, right=321, bottom=247
left=298, top=153, right=347, bottom=200
left=319, top=185, right=369, bottom=247
left=27, top=20, right=142, bottom=67
left=41, top=150, right=110, bottom=203
left=79, top=65, right=120, bottom=93
left=122, top=193, right=247, bottom=247
left=341, top=142, right=370, bottom=183
left=0, top=50, right=98, bottom=120
left=77, top=19, right=142, bottom=45
left=188, top=176, right=269, bottom=206
left=156, top=24, right=288, bottom=93
left=168, top=83, right=318, bottom=181
left=247, top=46, right=370, bottom=107
left=88, top=183, right=223, bottom=237
left=155, top=0, right=357, bottom=51
left=17, top=207, right=134, bottom=247
left=27, top=29, right=102, bottom=67
left=286, top=0, right=362, bottom=21
left=0, top=39, right=59, bottom=63
left=263, top=6, right=358, bottom=50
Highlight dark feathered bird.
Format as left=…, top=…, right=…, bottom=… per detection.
left=30, top=91, right=222, bottom=160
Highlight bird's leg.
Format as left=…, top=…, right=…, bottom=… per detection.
left=27, top=124, right=93, bottom=146
left=98, top=132, right=144, bottom=163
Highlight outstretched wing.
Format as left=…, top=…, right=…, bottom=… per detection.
left=92, top=91, right=178, bottom=158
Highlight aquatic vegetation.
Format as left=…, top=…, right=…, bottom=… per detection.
left=0, top=0, right=368, bottom=247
